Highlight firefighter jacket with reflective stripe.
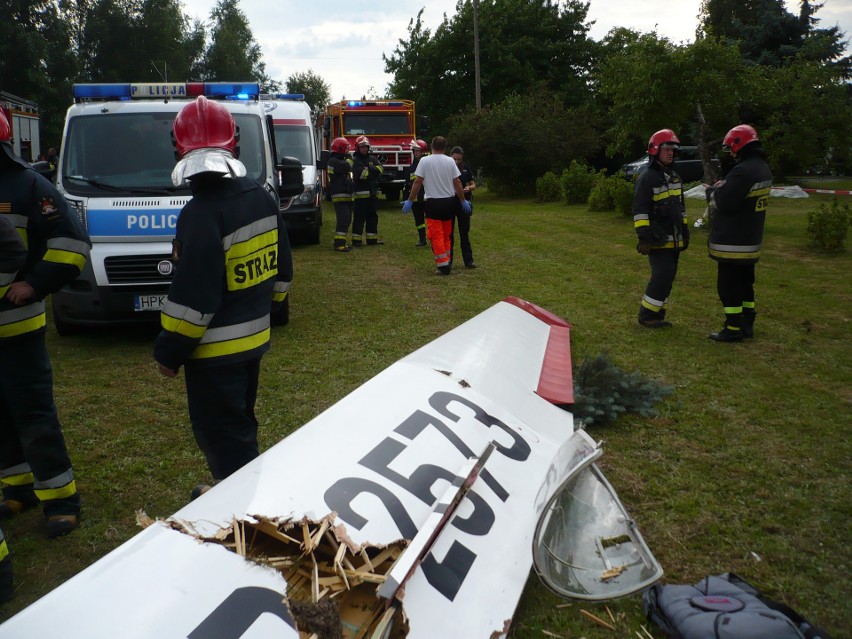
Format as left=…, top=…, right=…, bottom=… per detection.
left=326, top=153, right=353, bottom=203
left=351, top=152, right=383, bottom=199
left=705, top=152, right=771, bottom=264
left=403, top=155, right=425, bottom=202
left=154, top=177, right=291, bottom=370
left=0, top=214, right=25, bottom=299
left=632, top=162, right=689, bottom=250
left=0, top=165, right=91, bottom=340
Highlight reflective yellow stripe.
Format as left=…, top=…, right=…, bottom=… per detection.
left=43, top=248, right=87, bottom=270
left=1, top=472, right=34, bottom=487
left=225, top=229, right=278, bottom=292
left=0, top=284, right=8, bottom=297
left=709, top=248, right=761, bottom=260
left=190, top=326, right=270, bottom=359
left=723, top=306, right=742, bottom=314
left=272, top=290, right=288, bottom=303
left=743, top=301, right=755, bottom=309
left=161, top=313, right=207, bottom=338
left=634, top=219, right=650, bottom=228
left=0, top=311, right=46, bottom=338
left=0, top=540, right=8, bottom=561
left=34, top=479, right=76, bottom=502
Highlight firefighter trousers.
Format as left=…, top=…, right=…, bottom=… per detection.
left=185, top=357, right=262, bottom=481
left=352, top=197, right=378, bottom=241
left=0, top=332, right=80, bottom=517
left=333, top=201, right=352, bottom=247
left=716, top=261, right=755, bottom=310
left=450, top=204, right=474, bottom=266
left=639, top=250, right=680, bottom=320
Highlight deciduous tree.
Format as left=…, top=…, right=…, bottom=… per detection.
left=285, top=70, right=331, bottom=111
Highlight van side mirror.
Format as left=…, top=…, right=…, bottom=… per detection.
left=277, top=156, right=304, bottom=198
left=318, top=149, right=330, bottom=170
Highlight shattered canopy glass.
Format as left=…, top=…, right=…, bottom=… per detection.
left=533, top=463, right=663, bottom=601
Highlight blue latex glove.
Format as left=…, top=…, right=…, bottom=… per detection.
left=461, top=199, right=472, bottom=214
left=401, top=200, right=413, bottom=214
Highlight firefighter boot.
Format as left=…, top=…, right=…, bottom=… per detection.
left=0, top=495, right=39, bottom=520
left=741, top=308, right=756, bottom=338
left=0, top=538, right=12, bottom=604
left=333, top=238, right=350, bottom=253
left=709, top=313, right=744, bottom=342
left=638, top=309, right=672, bottom=329
left=45, top=514, right=79, bottom=539
left=416, top=227, right=427, bottom=247
left=351, top=237, right=363, bottom=248
left=366, top=236, right=385, bottom=246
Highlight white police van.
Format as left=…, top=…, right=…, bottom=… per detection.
left=52, top=82, right=300, bottom=334
left=260, top=94, right=322, bottom=244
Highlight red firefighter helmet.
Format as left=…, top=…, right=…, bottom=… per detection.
left=723, top=124, right=759, bottom=154
left=355, top=135, right=370, bottom=149
left=330, top=137, right=350, bottom=154
left=409, top=139, right=427, bottom=153
left=172, top=96, right=239, bottom=159
left=647, top=129, right=680, bottom=156
left=0, top=109, right=10, bottom=143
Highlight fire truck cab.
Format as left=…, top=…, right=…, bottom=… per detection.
left=51, top=81, right=301, bottom=334
left=317, top=99, right=428, bottom=201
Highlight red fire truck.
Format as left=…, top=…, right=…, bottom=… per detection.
left=317, top=99, right=428, bottom=201
left=0, top=90, right=41, bottom=162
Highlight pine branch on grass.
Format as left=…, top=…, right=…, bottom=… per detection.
left=571, top=353, right=673, bottom=428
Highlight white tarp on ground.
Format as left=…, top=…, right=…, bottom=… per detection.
left=685, top=184, right=809, bottom=199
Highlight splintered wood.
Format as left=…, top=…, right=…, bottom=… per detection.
left=211, top=516, right=409, bottom=639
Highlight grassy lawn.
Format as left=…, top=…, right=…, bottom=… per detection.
left=1, top=189, right=849, bottom=637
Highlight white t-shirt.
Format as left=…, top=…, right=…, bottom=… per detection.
left=414, top=153, right=460, bottom=199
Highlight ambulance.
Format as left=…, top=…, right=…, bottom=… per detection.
left=260, top=94, right=322, bottom=244
left=51, top=82, right=300, bottom=334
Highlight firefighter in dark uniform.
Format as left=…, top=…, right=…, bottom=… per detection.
left=0, top=109, right=90, bottom=538
left=154, top=96, right=292, bottom=496
left=633, top=128, right=689, bottom=328
left=403, top=139, right=428, bottom=246
left=450, top=145, right=477, bottom=268
left=0, top=213, right=26, bottom=600
left=327, top=137, right=354, bottom=252
left=351, top=136, right=384, bottom=246
left=705, top=124, right=772, bottom=342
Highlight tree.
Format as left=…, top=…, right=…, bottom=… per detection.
left=138, top=0, right=206, bottom=82
left=447, top=86, right=599, bottom=195
left=285, top=70, right=331, bottom=111
left=384, top=0, right=597, bottom=134
left=201, top=0, right=278, bottom=91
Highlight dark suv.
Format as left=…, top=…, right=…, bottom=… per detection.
left=621, top=146, right=721, bottom=183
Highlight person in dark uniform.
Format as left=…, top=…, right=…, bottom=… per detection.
left=0, top=213, right=26, bottom=600
left=632, top=128, right=689, bottom=328
left=705, top=124, right=772, bottom=342
left=450, top=146, right=477, bottom=268
left=327, top=137, right=354, bottom=252
left=0, top=109, right=90, bottom=539
left=403, top=139, right=429, bottom=247
left=154, top=96, right=292, bottom=498
left=350, top=136, right=384, bottom=246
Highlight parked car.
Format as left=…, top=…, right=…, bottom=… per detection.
left=621, top=146, right=721, bottom=183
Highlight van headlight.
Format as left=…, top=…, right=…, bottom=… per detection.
left=297, top=185, right=316, bottom=204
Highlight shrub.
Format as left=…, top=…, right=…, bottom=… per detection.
left=535, top=171, right=562, bottom=202
left=587, top=173, right=634, bottom=214
left=571, top=353, right=673, bottom=428
left=561, top=160, right=599, bottom=204
left=806, top=199, right=850, bottom=252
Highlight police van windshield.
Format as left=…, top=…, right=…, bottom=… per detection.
left=343, top=113, right=411, bottom=136
left=273, top=125, right=313, bottom=165
left=61, top=112, right=266, bottom=195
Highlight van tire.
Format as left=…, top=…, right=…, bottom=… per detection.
left=52, top=306, right=81, bottom=337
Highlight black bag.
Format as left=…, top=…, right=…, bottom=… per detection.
left=643, top=573, right=832, bottom=639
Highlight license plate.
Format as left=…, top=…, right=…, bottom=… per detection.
left=134, top=294, right=166, bottom=312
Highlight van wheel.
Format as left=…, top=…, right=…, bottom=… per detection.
left=52, top=306, right=80, bottom=337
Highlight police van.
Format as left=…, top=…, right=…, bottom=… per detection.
left=260, top=94, right=322, bottom=244
left=52, top=82, right=301, bottom=334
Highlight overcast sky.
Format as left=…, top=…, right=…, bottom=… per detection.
left=180, top=0, right=852, bottom=102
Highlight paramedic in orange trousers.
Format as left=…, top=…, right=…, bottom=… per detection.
left=402, top=136, right=471, bottom=275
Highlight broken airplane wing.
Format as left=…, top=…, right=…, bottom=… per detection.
left=0, top=297, right=661, bottom=638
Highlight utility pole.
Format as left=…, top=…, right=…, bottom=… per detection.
left=473, top=0, right=481, bottom=112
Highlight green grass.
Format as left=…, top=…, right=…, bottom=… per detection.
left=1, top=190, right=849, bottom=638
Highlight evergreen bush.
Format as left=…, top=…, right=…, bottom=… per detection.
left=535, top=171, right=562, bottom=202
left=571, top=353, right=673, bottom=428
left=806, top=199, right=850, bottom=252
left=561, top=160, right=599, bottom=204
left=587, top=173, right=634, bottom=214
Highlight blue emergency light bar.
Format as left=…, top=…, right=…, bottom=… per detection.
left=73, top=82, right=260, bottom=103
left=346, top=100, right=404, bottom=107
left=266, top=93, right=305, bottom=101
